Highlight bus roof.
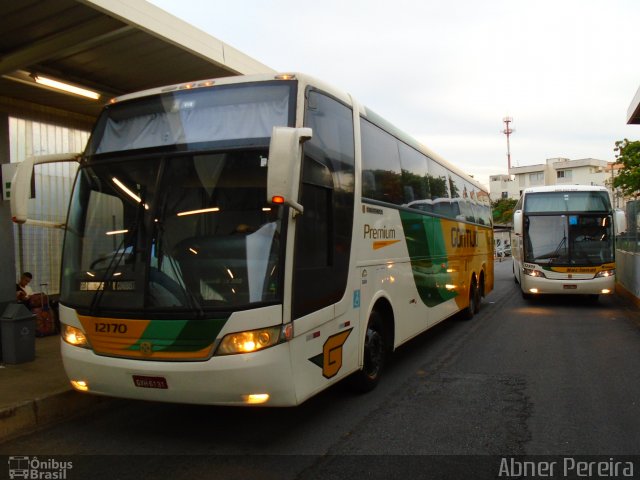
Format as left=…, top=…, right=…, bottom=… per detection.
left=522, top=185, right=609, bottom=194
left=106, top=72, right=487, bottom=194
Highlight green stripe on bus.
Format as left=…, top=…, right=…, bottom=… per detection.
left=400, top=211, right=457, bottom=307
left=128, top=317, right=228, bottom=353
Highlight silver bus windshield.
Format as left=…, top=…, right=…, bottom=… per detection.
left=62, top=81, right=296, bottom=315
left=524, top=191, right=611, bottom=213
left=524, top=214, right=614, bottom=266
left=523, top=191, right=614, bottom=266
left=87, top=82, right=295, bottom=155
left=61, top=150, right=285, bottom=315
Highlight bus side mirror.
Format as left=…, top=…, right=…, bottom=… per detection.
left=267, top=126, right=312, bottom=215
left=614, top=209, right=627, bottom=235
left=513, top=210, right=523, bottom=235
left=11, top=153, right=81, bottom=229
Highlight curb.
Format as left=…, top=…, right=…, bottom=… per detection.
left=0, top=389, right=109, bottom=443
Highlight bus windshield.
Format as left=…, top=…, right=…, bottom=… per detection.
left=524, top=191, right=611, bottom=213
left=87, top=81, right=294, bottom=155
left=61, top=81, right=296, bottom=316
left=61, top=150, right=284, bottom=315
left=524, top=214, right=614, bottom=265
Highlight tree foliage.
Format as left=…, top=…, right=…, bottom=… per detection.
left=492, top=198, right=517, bottom=225
left=613, top=139, right=640, bottom=198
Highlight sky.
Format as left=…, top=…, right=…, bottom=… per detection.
left=149, top=0, right=639, bottom=189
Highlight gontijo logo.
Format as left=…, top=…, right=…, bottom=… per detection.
left=451, top=227, right=478, bottom=248
left=309, top=329, right=353, bottom=379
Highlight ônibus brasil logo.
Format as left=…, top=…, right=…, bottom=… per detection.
left=8, top=456, right=73, bottom=479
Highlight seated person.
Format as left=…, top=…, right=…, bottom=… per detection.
left=16, top=271, right=34, bottom=304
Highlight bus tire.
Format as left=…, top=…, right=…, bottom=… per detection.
left=350, top=311, right=386, bottom=393
left=463, top=279, right=479, bottom=320
left=475, top=275, right=483, bottom=314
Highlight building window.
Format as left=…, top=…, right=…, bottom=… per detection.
left=528, top=172, right=544, bottom=184
left=557, top=170, right=572, bottom=180
left=501, top=191, right=508, bottom=199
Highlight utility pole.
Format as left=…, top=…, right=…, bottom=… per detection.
left=502, top=116, right=514, bottom=172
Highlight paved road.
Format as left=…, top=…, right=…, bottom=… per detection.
left=2, top=260, right=639, bottom=479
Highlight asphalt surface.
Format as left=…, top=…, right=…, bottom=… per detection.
left=2, top=259, right=639, bottom=479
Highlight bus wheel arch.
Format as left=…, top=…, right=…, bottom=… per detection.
left=371, top=297, right=395, bottom=352
left=350, top=298, right=394, bottom=393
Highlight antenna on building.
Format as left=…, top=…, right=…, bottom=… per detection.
left=502, top=116, right=515, bottom=172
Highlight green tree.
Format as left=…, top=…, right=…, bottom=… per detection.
left=491, top=198, right=517, bottom=225
left=613, top=139, right=640, bottom=198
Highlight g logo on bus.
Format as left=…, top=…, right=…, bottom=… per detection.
left=309, top=329, right=352, bottom=379
left=140, top=342, right=153, bottom=356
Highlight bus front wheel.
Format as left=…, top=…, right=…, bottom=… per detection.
left=350, top=311, right=386, bottom=393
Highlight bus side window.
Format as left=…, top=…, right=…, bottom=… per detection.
left=426, top=158, right=450, bottom=218
left=360, top=118, right=403, bottom=205
left=362, top=170, right=376, bottom=196
left=398, top=142, right=431, bottom=210
left=297, top=156, right=332, bottom=269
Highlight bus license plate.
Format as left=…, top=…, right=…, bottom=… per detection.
left=132, top=375, right=168, bottom=389
left=563, top=285, right=577, bottom=290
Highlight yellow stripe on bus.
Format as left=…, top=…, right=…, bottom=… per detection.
left=373, top=240, right=401, bottom=250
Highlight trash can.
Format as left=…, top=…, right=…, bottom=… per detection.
left=1, top=303, right=36, bottom=364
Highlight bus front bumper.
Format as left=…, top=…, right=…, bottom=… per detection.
left=61, top=340, right=298, bottom=406
left=520, top=274, right=615, bottom=296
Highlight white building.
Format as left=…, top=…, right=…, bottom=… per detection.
left=489, top=157, right=610, bottom=201
left=489, top=174, right=515, bottom=200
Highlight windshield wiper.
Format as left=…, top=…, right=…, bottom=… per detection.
left=89, top=221, right=139, bottom=315
left=536, top=235, right=566, bottom=264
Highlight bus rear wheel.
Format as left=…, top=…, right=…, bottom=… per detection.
left=463, top=279, right=479, bottom=320
left=350, top=311, right=386, bottom=393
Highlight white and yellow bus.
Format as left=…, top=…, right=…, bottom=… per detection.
left=512, top=185, right=626, bottom=300
left=13, top=73, right=493, bottom=406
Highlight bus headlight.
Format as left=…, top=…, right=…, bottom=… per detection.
left=524, top=268, right=545, bottom=278
left=215, top=325, right=291, bottom=355
left=62, top=324, right=90, bottom=348
left=595, top=269, right=615, bottom=278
